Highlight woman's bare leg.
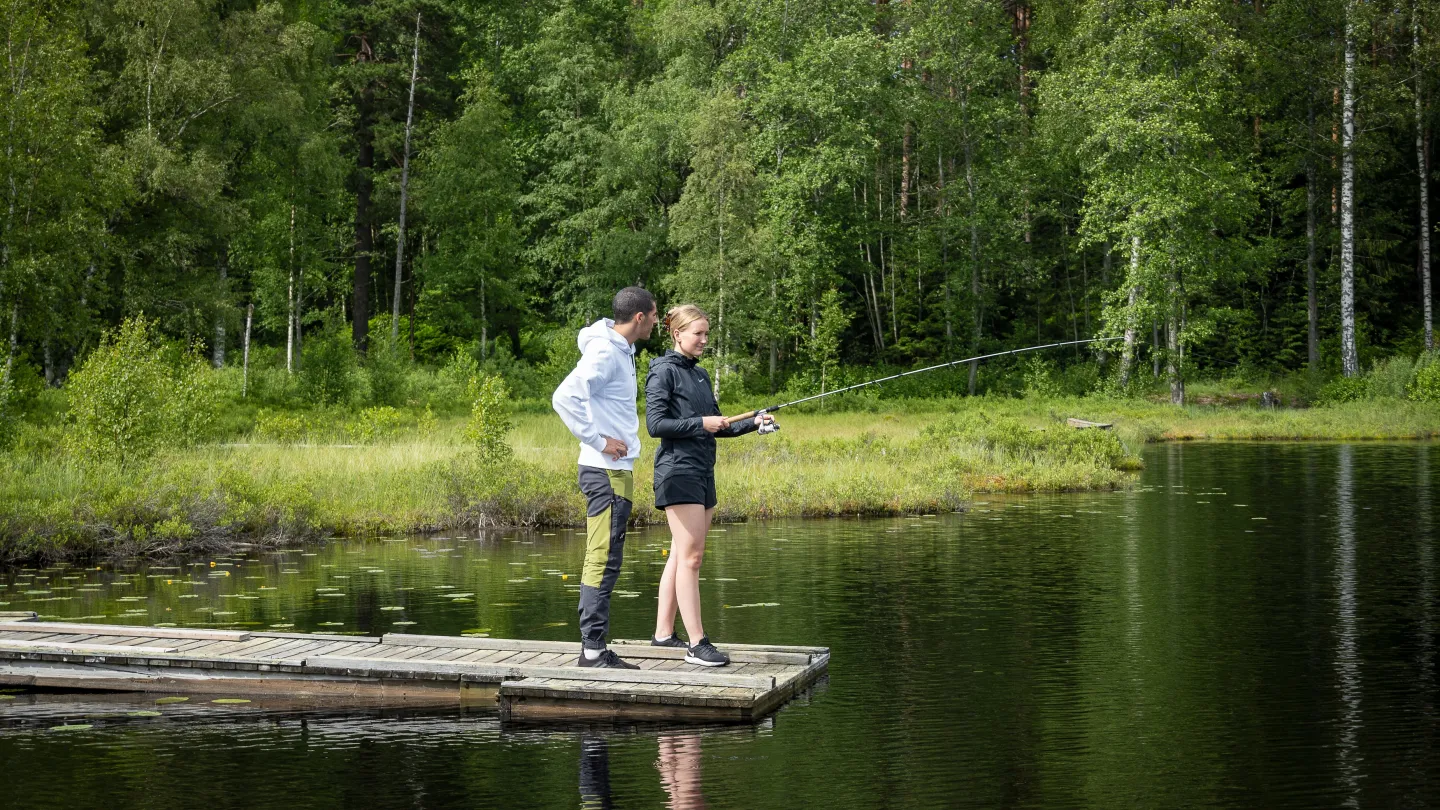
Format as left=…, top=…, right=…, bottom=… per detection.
left=655, top=550, right=679, bottom=639
left=662, top=504, right=713, bottom=641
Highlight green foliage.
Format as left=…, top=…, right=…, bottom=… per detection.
left=924, top=414, right=1139, bottom=472
left=364, top=340, right=410, bottom=407
left=65, top=317, right=222, bottom=467
left=808, top=288, right=852, bottom=395
left=1022, top=357, right=1065, bottom=400
left=1410, top=353, right=1440, bottom=403
left=464, top=374, right=513, bottom=463
left=1367, top=354, right=1418, bottom=400
left=346, top=406, right=405, bottom=444
left=1315, top=375, right=1370, bottom=406
left=300, top=328, right=358, bottom=406
left=254, top=409, right=306, bottom=444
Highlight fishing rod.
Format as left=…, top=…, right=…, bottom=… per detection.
left=725, top=337, right=1125, bottom=429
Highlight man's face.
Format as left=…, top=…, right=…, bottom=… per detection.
left=639, top=305, right=660, bottom=337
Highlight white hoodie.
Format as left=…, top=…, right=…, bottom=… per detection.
left=551, top=319, right=641, bottom=471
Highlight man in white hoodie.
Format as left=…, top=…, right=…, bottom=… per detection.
left=551, top=286, right=658, bottom=669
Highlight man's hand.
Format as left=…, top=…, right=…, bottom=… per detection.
left=701, top=416, right=730, bottom=433
left=755, top=413, right=775, bottom=428
left=601, top=436, right=628, bottom=460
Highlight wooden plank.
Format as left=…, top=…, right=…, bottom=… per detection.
left=384, top=633, right=813, bottom=665
left=0, top=640, right=180, bottom=655
left=216, top=638, right=295, bottom=658
left=305, top=655, right=775, bottom=689
left=0, top=632, right=63, bottom=642
left=456, top=648, right=511, bottom=664
left=611, top=638, right=828, bottom=656
left=0, top=612, right=37, bottom=621
left=524, top=652, right=568, bottom=667
left=109, top=636, right=171, bottom=647
left=252, top=632, right=382, bottom=644
left=430, top=647, right=477, bottom=662
left=0, top=622, right=250, bottom=642
left=384, top=634, right=577, bottom=653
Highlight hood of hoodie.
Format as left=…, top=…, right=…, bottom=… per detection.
left=576, top=318, right=633, bottom=356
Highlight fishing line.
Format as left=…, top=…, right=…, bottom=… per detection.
left=725, top=337, right=1125, bottom=430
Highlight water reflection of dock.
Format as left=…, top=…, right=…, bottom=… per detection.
left=0, top=615, right=827, bottom=723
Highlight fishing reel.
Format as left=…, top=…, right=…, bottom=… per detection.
left=757, top=410, right=781, bottom=435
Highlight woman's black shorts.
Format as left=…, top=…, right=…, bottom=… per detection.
left=654, top=474, right=718, bottom=510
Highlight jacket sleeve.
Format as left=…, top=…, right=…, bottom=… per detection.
left=551, top=344, right=612, bottom=453
left=717, top=415, right=761, bottom=439
left=646, top=366, right=706, bottom=439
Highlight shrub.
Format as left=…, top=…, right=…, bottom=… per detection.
left=364, top=339, right=410, bottom=407
left=1315, top=374, right=1369, bottom=406
left=1366, top=354, right=1417, bottom=399
left=1411, top=352, right=1440, bottom=402
left=464, top=373, right=512, bottom=463
left=300, top=328, right=358, bottom=405
left=254, top=409, right=307, bottom=444
left=434, top=346, right=481, bottom=412
left=1022, top=356, right=1065, bottom=399
left=346, top=405, right=405, bottom=444
left=65, top=316, right=223, bottom=467
left=923, top=413, right=1137, bottom=470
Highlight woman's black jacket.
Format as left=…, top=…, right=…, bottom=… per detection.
left=645, top=350, right=758, bottom=481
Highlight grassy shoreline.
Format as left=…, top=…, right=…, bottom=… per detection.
left=1, top=396, right=1436, bottom=564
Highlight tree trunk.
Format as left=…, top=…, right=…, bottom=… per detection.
left=963, top=89, right=982, bottom=394
left=242, top=303, right=253, bottom=398
left=1167, top=271, right=1184, bottom=405
left=1153, top=321, right=1162, bottom=378
left=353, top=63, right=374, bottom=356
left=1099, top=243, right=1111, bottom=369
left=1340, top=5, right=1360, bottom=377
left=900, top=121, right=911, bottom=220
left=1307, top=104, right=1322, bottom=370
left=287, top=202, right=296, bottom=373
left=1418, top=0, right=1434, bottom=351
left=4, top=302, right=17, bottom=391
left=392, top=11, right=421, bottom=345
left=1118, top=236, right=1141, bottom=388
left=213, top=251, right=227, bottom=368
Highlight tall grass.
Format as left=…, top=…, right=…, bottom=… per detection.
left=3, top=394, right=1436, bottom=563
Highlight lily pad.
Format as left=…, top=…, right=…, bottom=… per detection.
left=49, top=724, right=92, bottom=732
left=210, top=698, right=251, bottom=704
left=154, top=697, right=189, bottom=704
left=0, top=695, right=14, bottom=701
left=127, top=711, right=163, bottom=717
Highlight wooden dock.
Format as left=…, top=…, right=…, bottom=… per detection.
left=0, top=614, right=827, bottom=723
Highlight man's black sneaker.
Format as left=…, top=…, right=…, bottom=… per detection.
left=578, top=649, right=641, bottom=669
left=684, top=636, right=730, bottom=667
left=651, top=635, right=687, bottom=649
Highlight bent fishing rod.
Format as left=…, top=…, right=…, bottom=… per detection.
left=725, top=336, right=1125, bottom=426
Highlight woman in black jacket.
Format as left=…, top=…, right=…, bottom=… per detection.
left=645, top=304, right=772, bottom=667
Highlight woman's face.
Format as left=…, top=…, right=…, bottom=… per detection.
left=674, top=318, right=709, bottom=358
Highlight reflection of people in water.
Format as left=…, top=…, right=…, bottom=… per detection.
left=579, top=733, right=612, bottom=810
left=656, top=733, right=707, bottom=810
left=580, top=731, right=707, bottom=810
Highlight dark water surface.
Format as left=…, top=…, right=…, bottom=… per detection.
left=2, top=443, right=1439, bottom=809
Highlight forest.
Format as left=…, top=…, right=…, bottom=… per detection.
left=1, top=0, right=1438, bottom=417
left=4, top=0, right=1440, bottom=560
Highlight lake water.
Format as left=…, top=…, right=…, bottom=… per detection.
left=1, top=442, right=1438, bottom=809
